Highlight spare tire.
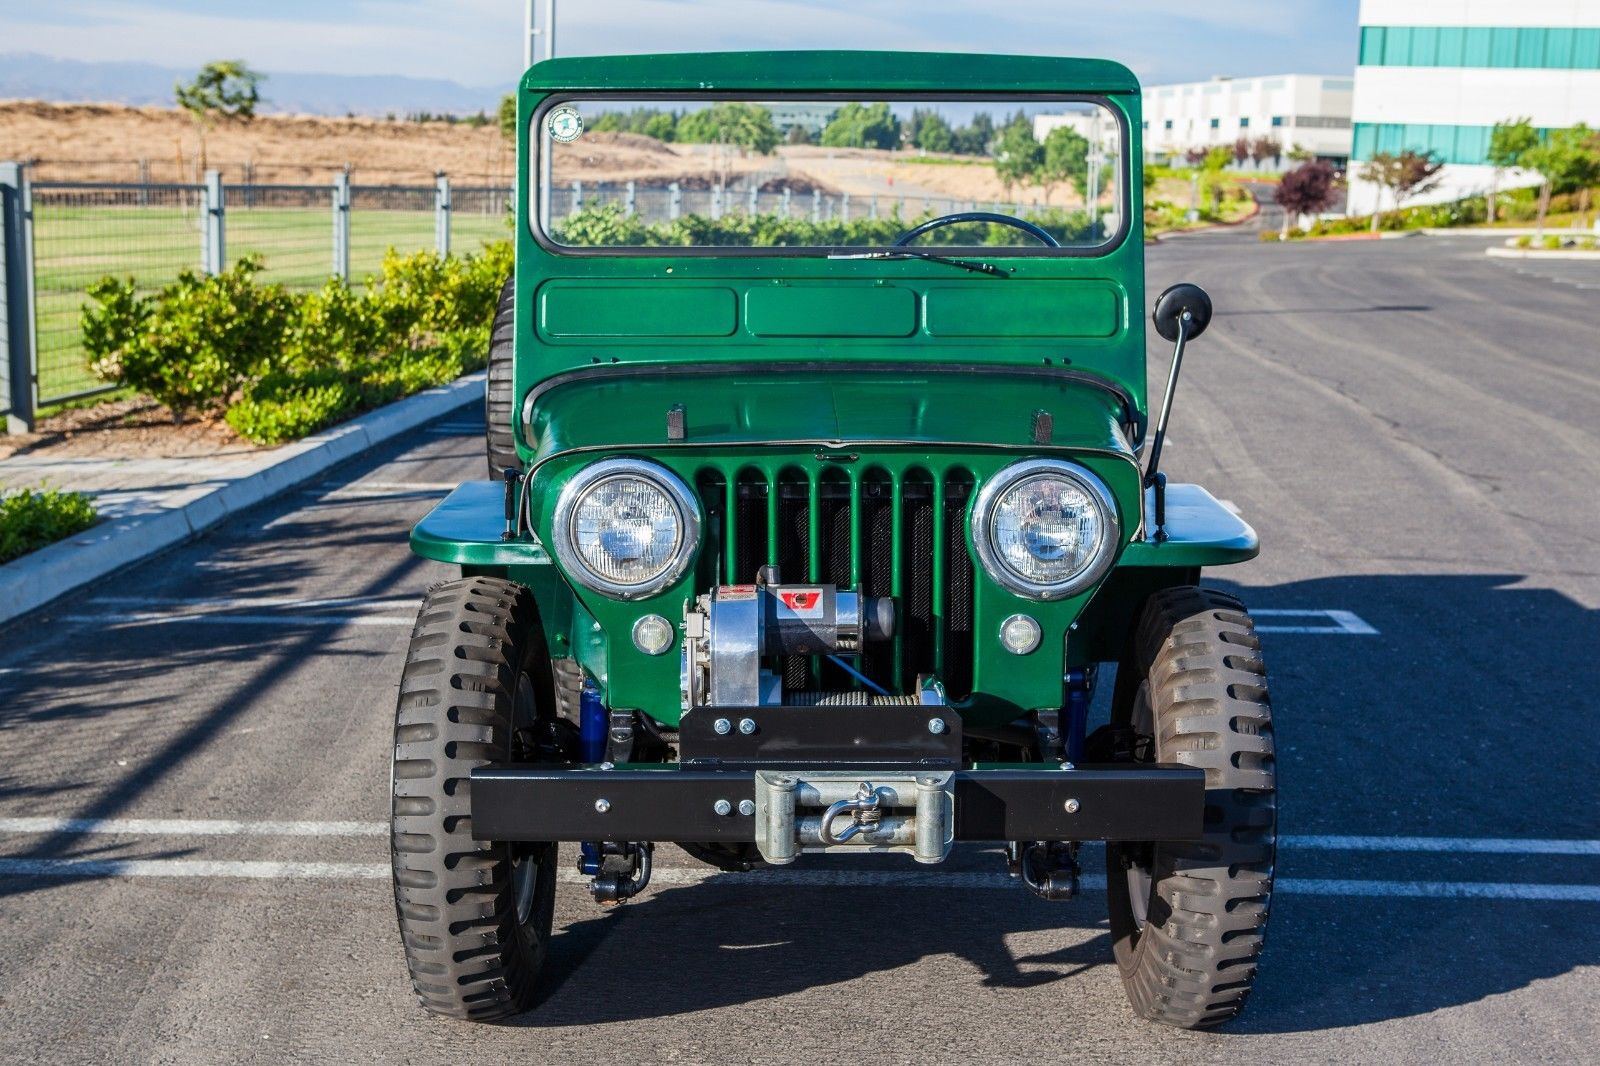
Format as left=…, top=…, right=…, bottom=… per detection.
left=485, top=276, right=518, bottom=478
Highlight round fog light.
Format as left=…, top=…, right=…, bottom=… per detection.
left=999, top=614, right=1042, bottom=655
left=632, top=614, right=675, bottom=656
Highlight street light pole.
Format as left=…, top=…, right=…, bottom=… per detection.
left=524, top=0, right=557, bottom=68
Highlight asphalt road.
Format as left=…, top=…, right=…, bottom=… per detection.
left=1, top=235, right=1597, bottom=1064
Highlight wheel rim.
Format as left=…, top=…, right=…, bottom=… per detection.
left=1125, top=862, right=1153, bottom=929
left=512, top=846, right=540, bottom=926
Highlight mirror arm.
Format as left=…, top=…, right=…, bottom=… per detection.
left=1143, top=310, right=1191, bottom=488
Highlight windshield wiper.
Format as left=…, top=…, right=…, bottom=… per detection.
left=828, top=250, right=1009, bottom=276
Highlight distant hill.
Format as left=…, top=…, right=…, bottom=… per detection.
left=0, top=53, right=507, bottom=117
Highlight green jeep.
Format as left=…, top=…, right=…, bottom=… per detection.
left=392, top=51, right=1274, bottom=1029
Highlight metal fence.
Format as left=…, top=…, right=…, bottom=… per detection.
left=0, top=164, right=512, bottom=420
left=547, top=180, right=1042, bottom=226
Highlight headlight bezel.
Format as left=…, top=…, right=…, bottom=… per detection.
left=971, top=458, right=1120, bottom=601
left=551, top=458, right=701, bottom=600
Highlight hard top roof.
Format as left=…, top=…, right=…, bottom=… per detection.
left=521, top=50, right=1140, bottom=95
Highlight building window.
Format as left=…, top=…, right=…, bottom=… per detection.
left=1142, top=120, right=1149, bottom=130
left=1271, top=116, right=1284, bottom=128
left=1239, top=117, right=1249, bottom=128
left=1358, top=24, right=1600, bottom=69
left=1164, top=119, right=1173, bottom=130
left=1209, top=118, right=1220, bottom=129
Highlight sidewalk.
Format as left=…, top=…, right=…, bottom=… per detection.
left=0, top=373, right=483, bottom=625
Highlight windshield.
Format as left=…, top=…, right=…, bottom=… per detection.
left=534, top=96, right=1125, bottom=253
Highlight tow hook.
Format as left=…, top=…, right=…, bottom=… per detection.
left=817, top=781, right=885, bottom=845
left=579, top=841, right=653, bottom=906
left=1010, top=840, right=1080, bottom=901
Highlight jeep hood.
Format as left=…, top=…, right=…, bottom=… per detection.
left=520, top=364, right=1140, bottom=466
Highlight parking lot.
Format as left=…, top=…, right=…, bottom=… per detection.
left=1, top=233, right=1596, bottom=1063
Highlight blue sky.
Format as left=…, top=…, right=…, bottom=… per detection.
left=0, top=0, right=1361, bottom=89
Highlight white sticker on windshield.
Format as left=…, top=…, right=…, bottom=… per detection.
left=546, top=106, right=584, bottom=143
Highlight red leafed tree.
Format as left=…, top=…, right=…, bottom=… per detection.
left=1273, top=160, right=1341, bottom=238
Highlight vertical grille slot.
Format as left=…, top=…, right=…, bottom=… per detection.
left=942, top=469, right=976, bottom=700
left=733, top=468, right=769, bottom=584
left=776, top=467, right=812, bottom=692
left=899, top=469, right=936, bottom=692
left=859, top=468, right=896, bottom=691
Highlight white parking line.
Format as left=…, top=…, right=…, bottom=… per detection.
left=1253, top=608, right=1379, bottom=635
left=88, top=595, right=415, bottom=611
left=422, top=425, right=481, bottom=436
left=5, top=817, right=1598, bottom=859
left=3, top=859, right=1596, bottom=901
left=0, top=817, right=384, bottom=837
left=317, top=481, right=459, bottom=493
left=60, top=612, right=414, bottom=628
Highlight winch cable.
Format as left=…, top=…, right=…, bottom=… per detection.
left=825, top=654, right=892, bottom=697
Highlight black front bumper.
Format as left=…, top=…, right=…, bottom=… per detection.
left=471, top=763, right=1204, bottom=843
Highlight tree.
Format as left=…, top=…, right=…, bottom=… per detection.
left=910, top=109, right=954, bottom=153
left=1038, top=126, right=1089, bottom=204
left=1358, top=150, right=1444, bottom=230
left=951, top=112, right=994, bottom=155
left=1486, top=118, right=1538, bottom=222
left=676, top=102, right=780, bottom=154
left=992, top=122, right=1042, bottom=196
left=1232, top=136, right=1251, bottom=166
left=1184, top=146, right=1210, bottom=167
left=498, top=94, right=517, bottom=140
left=1520, top=124, right=1600, bottom=233
left=820, top=102, right=901, bottom=150
left=1273, top=160, right=1340, bottom=238
left=1250, top=137, right=1282, bottom=166
left=641, top=112, right=676, bottom=141
left=174, top=60, right=263, bottom=173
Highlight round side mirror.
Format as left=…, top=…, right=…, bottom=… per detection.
left=1152, top=282, right=1213, bottom=342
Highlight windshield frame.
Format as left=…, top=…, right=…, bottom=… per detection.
left=527, top=91, right=1133, bottom=259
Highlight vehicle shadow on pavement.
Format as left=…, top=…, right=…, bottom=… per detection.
left=521, top=571, right=1599, bottom=1033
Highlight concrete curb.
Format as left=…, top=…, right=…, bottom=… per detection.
left=0, top=372, right=484, bottom=626
left=1484, top=246, right=1600, bottom=261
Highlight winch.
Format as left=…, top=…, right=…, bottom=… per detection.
left=680, top=568, right=896, bottom=710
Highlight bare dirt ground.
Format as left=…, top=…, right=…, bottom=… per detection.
left=0, top=397, right=252, bottom=462
left=0, top=101, right=518, bottom=185
left=0, top=101, right=1035, bottom=198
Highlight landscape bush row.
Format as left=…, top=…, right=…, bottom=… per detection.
left=83, top=241, right=511, bottom=444
left=554, top=203, right=1102, bottom=247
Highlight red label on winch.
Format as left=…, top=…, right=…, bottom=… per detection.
left=778, top=589, right=823, bottom=613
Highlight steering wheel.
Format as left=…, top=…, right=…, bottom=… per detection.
left=893, top=211, right=1060, bottom=248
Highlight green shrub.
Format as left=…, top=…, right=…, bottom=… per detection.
left=1543, top=235, right=1563, bottom=250
left=551, top=203, right=1098, bottom=248
left=1579, top=236, right=1597, bottom=251
left=0, top=487, right=98, bottom=565
left=225, top=324, right=492, bottom=445
left=83, top=257, right=295, bottom=420
left=1515, top=235, right=1533, bottom=248
left=85, top=240, right=510, bottom=442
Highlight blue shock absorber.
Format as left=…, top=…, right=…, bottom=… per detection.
left=1064, top=668, right=1091, bottom=764
left=578, top=677, right=606, bottom=876
left=579, top=677, right=607, bottom=765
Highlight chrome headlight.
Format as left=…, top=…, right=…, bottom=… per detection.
left=552, top=459, right=700, bottom=599
left=971, top=459, right=1119, bottom=600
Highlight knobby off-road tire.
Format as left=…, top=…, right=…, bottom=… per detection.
left=391, top=576, right=557, bottom=1021
left=485, top=276, right=518, bottom=478
left=1106, top=587, right=1276, bottom=1029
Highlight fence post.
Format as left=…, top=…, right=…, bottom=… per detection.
left=1, top=162, right=37, bottom=433
left=331, top=172, right=350, bottom=282
left=811, top=189, right=821, bottom=222
left=434, top=173, right=451, bottom=257
left=571, top=180, right=582, bottom=217
left=841, top=193, right=850, bottom=223
left=625, top=180, right=636, bottom=218
left=747, top=185, right=758, bottom=215
left=668, top=182, right=681, bottom=221
left=870, top=195, right=878, bottom=220
left=711, top=184, right=723, bottom=220
left=201, top=169, right=225, bottom=275
left=781, top=187, right=791, bottom=218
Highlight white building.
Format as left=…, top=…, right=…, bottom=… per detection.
left=1137, top=74, right=1354, bottom=165
left=1349, top=0, right=1600, bottom=213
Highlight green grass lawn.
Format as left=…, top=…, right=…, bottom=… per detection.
left=30, top=203, right=509, bottom=403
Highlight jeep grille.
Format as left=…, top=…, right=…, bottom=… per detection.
left=693, top=463, right=977, bottom=700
